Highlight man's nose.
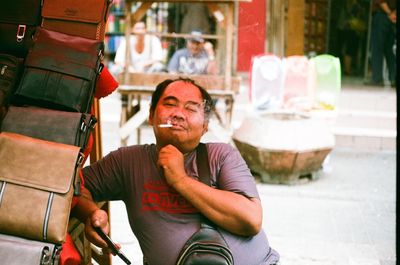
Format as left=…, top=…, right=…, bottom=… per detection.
left=170, top=107, right=186, bottom=119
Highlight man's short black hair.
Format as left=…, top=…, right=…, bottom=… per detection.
left=150, top=78, right=213, bottom=120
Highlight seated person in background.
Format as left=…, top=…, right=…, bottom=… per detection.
left=167, top=30, right=218, bottom=75
left=114, top=21, right=165, bottom=73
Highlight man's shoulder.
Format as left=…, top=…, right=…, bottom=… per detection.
left=147, top=35, right=162, bottom=43
left=204, top=142, right=231, bottom=148
left=173, top=48, right=190, bottom=57
left=204, top=142, right=236, bottom=156
left=113, top=144, right=156, bottom=157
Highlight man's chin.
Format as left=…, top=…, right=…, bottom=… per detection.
left=159, top=138, right=198, bottom=154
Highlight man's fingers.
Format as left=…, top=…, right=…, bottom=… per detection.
left=101, top=247, right=112, bottom=255
left=84, top=209, right=112, bottom=249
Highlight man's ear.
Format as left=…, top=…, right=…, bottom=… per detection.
left=202, top=122, right=209, bottom=135
left=148, top=107, right=154, bottom=126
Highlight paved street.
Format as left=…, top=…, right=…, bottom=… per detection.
left=258, top=148, right=396, bottom=265
left=95, top=75, right=396, bottom=265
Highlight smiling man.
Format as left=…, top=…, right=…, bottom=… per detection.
left=73, top=78, right=280, bottom=265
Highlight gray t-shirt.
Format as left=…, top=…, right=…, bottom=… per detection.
left=167, top=48, right=209, bottom=74
left=83, top=143, right=279, bottom=265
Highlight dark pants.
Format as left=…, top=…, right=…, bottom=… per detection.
left=370, top=12, right=396, bottom=83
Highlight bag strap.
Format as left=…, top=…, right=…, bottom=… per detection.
left=196, top=142, right=212, bottom=187
left=196, top=143, right=219, bottom=228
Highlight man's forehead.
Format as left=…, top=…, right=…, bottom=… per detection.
left=162, top=81, right=202, bottom=99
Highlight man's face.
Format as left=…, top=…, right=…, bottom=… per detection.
left=187, top=40, right=204, bottom=56
left=149, top=81, right=208, bottom=153
left=132, top=22, right=146, bottom=35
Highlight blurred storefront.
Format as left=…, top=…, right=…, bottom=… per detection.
left=237, top=0, right=371, bottom=78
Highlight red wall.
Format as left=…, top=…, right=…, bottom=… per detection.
left=237, top=0, right=266, bottom=72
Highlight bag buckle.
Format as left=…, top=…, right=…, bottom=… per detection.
left=1, top=65, right=7, bottom=75
left=89, top=116, right=97, bottom=128
left=74, top=153, right=85, bottom=196
left=77, top=153, right=84, bottom=166
left=98, top=63, right=104, bottom=74
left=98, top=49, right=104, bottom=60
left=16, top=25, right=26, bottom=42
left=80, top=122, right=87, bottom=133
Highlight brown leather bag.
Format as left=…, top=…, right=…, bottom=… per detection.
left=41, top=0, right=112, bottom=40
left=0, top=132, right=82, bottom=244
left=0, top=0, right=42, bottom=57
left=12, top=28, right=104, bottom=113
left=1, top=106, right=97, bottom=151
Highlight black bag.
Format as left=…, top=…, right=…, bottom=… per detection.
left=0, top=54, right=23, bottom=124
left=13, top=28, right=104, bottom=113
left=0, top=1, right=42, bottom=57
left=176, top=143, right=234, bottom=265
left=176, top=221, right=234, bottom=265
left=0, top=233, right=62, bottom=265
left=1, top=106, right=96, bottom=151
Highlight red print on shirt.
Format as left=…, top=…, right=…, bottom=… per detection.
left=141, top=180, right=198, bottom=214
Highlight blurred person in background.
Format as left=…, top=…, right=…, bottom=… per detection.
left=367, top=0, right=396, bottom=87
left=114, top=21, right=165, bottom=73
left=337, top=0, right=367, bottom=75
left=167, top=30, right=218, bottom=75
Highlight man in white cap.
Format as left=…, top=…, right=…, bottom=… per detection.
left=167, top=30, right=218, bottom=75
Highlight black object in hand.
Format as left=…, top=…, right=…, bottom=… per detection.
left=94, top=226, right=131, bottom=265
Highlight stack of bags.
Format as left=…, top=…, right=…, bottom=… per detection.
left=0, top=0, right=113, bottom=264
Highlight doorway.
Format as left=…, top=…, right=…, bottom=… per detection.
left=327, top=0, right=370, bottom=78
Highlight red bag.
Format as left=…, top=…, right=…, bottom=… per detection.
left=95, top=65, right=119, bottom=99
left=60, top=234, right=81, bottom=265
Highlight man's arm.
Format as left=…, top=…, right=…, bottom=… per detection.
left=151, top=36, right=164, bottom=62
left=204, top=42, right=218, bottom=75
left=206, top=59, right=218, bottom=75
left=173, top=177, right=262, bottom=236
left=378, top=1, right=397, bottom=23
left=71, top=186, right=114, bottom=250
left=142, top=36, right=164, bottom=69
left=167, top=51, right=180, bottom=73
left=158, top=145, right=262, bottom=237
left=114, top=39, right=126, bottom=67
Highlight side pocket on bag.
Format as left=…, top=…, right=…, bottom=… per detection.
left=14, top=65, right=95, bottom=113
